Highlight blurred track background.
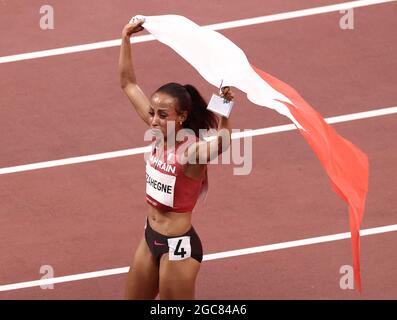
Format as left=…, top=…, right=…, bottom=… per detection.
left=0, top=0, right=396, bottom=299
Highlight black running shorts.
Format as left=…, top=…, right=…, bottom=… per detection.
left=144, top=219, right=203, bottom=266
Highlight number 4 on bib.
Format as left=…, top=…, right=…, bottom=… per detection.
left=167, top=236, right=191, bottom=261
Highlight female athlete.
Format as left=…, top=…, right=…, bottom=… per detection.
left=119, top=19, right=234, bottom=300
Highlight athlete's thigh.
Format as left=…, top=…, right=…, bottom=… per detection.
left=125, top=236, right=159, bottom=300
left=159, top=254, right=201, bottom=300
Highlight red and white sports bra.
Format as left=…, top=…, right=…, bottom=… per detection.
left=145, top=138, right=208, bottom=212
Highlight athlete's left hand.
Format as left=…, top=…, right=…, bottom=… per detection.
left=220, top=86, right=234, bottom=102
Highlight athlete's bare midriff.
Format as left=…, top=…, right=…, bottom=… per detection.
left=147, top=204, right=193, bottom=236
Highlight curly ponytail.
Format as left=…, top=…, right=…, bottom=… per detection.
left=155, top=83, right=218, bottom=138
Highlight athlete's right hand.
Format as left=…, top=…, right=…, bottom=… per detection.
left=122, top=20, right=144, bottom=38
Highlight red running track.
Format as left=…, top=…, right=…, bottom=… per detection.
left=0, top=0, right=396, bottom=299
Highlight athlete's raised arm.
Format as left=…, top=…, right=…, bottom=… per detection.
left=183, top=87, right=233, bottom=164
left=119, top=19, right=151, bottom=125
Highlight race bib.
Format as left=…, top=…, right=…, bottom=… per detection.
left=167, top=236, right=191, bottom=261
left=146, top=163, right=176, bottom=207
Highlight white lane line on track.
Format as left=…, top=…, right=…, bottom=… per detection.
left=1, top=105, right=396, bottom=175
left=0, top=0, right=395, bottom=64
left=1, top=223, right=396, bottom=292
